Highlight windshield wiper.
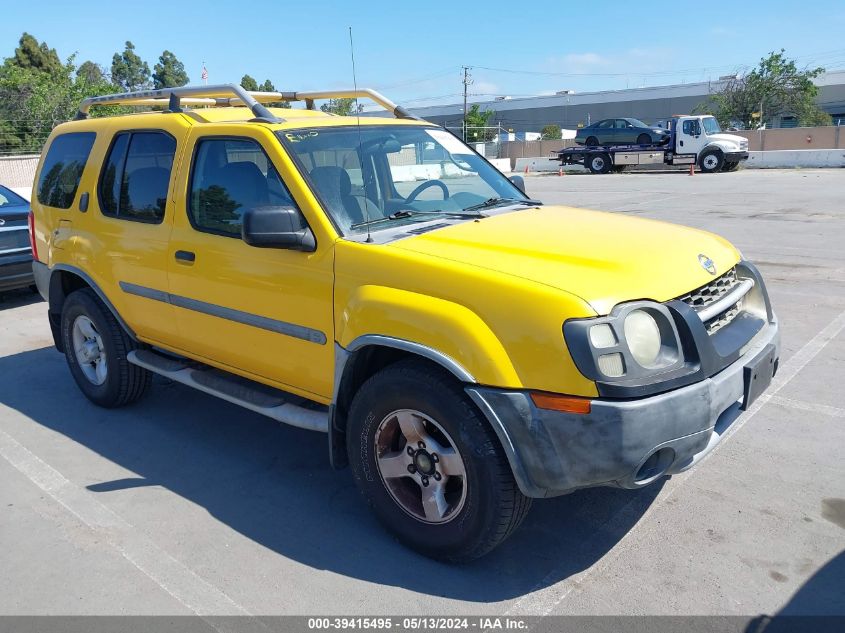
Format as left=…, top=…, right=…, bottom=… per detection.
left=351, top=209, right=486, bottom=230
left=462, top=197, right=542, bottom=213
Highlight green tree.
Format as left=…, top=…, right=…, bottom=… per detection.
left=0, top=56, right=126, bottom=153
left=241, top=74, right=259, bottom=91
left=76, top=60, right=104, bottom=83
left=259, top=79, right=275, bottom=92
left=541, top=124, right=562, bottom=140
left=111, top=41, right=150, bottom=91
left=702, top=50, right=830, bottom=129
left=464, top=104, right=495, bottom=142
left=152, top=50, right=189, bottom=89
left=320, top=98, right=359, bottom=116
left=7, top=33, right=62, bottom=75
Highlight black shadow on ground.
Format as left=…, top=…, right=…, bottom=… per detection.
left=0, top=346, right=664, bottom=603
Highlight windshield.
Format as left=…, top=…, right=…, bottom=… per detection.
left=627, top=118, right=648, bottom=128
left=278, top=125, right=527, bottom=235
left=0, top=186, right=28, bottom=208
left=702, top=117, right=722, bottom=135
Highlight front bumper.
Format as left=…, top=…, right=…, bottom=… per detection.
left=467, top=317, right=780, bottom=498
left=725, top=151, right=749, bottom=162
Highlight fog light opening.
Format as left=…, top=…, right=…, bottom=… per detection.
left=634, top=448, right=675, bottom=484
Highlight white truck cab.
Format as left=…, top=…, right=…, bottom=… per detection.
left=673, top=115, right=749, bottom=172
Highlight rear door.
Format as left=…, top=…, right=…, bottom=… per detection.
left=83, top=119, right=190, bottom=347
left=166, top=127, right=336, bottom=401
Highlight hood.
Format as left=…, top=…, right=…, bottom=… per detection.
left=708, top=132, right=746, bottom=147
left=391, top=205, right=740, bottom=315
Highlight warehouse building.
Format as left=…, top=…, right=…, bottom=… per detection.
left=409, top=69, right=845, bottom=133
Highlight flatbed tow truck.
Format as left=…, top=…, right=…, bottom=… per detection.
left=556, top=114, right=749, bottom=174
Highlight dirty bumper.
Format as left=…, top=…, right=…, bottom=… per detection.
left=466, top=319, right=780, bottom=498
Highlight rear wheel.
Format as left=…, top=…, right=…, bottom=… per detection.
left=347, top=359, right=531, bottom=562
left=60, top=288, right=151, bottom=408
left=699, top=149, right=724, bottom=173
left=588, top=153, right=612, bottom=174
left=636, top=133, right=651, bottom=145
left=585, top=136, right=599, bottom=147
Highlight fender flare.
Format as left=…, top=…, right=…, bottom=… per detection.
left=47, top=263, right=137, bottom=341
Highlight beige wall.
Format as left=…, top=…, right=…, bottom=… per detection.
left=707, top=126, right=842, bottom=151
left=0, top=154, right=39, bottom=188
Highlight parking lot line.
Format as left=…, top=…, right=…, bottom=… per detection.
left=505, top=306, right=845, bottom=619
left=768, top=395, right=845, bottom=418
left=0, top=425, right=255, bottom=621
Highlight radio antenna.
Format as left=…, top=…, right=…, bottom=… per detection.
left=349, top=26, right=372, bottom=243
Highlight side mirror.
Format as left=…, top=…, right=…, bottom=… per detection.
left=509, top=175, right=526, bottom=194
left=242, top=205, right=316, bottom=251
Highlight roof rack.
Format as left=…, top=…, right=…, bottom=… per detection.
left=75, top=84, right=420, bottom=122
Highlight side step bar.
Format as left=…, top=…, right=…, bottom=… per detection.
left=127, top=349, right=329, bottom=433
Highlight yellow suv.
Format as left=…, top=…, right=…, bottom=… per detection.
left=30, top=84, right=780, bottom=561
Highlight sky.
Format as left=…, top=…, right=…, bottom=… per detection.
left=3, top=0, right=845, bottom=110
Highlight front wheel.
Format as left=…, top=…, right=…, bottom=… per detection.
left=61, top=288, right=151, bottom=408
left=699, top=149, right=724, bottom=173
left=347, top=360, right=531, bottom=562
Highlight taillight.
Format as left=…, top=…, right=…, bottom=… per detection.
left=28, top=210, right=39, bottom=260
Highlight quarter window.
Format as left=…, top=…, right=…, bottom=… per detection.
left=188, top=138, right=296, bottom=237
left=98, top=131, right=176, bottom=223
left=37, top=132, right=96, bottom=209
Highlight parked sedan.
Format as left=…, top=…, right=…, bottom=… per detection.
left=575, top=118, right=671, bottom=146
left=0, top=185, right=34, bottom=293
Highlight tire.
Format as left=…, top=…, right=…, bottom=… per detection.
left=699, top=149, right=724, bottom=173
left=588, top=153, right=612, bottom=174
left=346, top=359, right=531, bottom=562
left=722, top=161, right=739, bottom=172
left=60, top=288, right=151, bottom=408
left=585, top=136, right=599, bottom=147
left=636, top=133, right=651, bottom=145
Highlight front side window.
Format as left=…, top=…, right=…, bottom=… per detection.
left=99, top=131, right=176, bottom=223
left=279, top=126, right=526, bottom=235
left=683, top=120, right=702, bottom=136
left=189, top=137, right=297, bottom=237
left=37, top=132, right=96, bottom=209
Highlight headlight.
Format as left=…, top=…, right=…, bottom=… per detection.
left=624, top=309, right=661, bottom=367
left=564, top=301, right=685, bottom=385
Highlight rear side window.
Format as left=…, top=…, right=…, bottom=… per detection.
left=99, top=131, right=176, bottom=223
left=188, top=137, right=296, bottom=238
left=37, top=132, right=96, bottom=209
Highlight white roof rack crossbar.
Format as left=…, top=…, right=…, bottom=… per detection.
left=75, top=84, right=420, bottom=121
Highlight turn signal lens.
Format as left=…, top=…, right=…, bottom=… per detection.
left=598, top=352, right=625, bottom=377
left=530, top=392, right=592, bottom=414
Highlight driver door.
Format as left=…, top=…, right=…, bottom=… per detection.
left=166, top=127, right=336, bottom=400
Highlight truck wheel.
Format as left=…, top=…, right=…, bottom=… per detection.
left=585, top=136, right=599, bottom=146
left=588, top=153, right=611, bottom=174
left=636, top=133, right=651, bottom=145
left=699, top=149, right=724, bottom=173
left=60, top=288, right=151, bottom=408
left=346, top=359, right=531, bottom=562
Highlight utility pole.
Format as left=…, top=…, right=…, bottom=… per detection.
left=462, top=66, right=472, bottom=142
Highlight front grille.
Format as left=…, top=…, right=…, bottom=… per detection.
left=0, top=228, right=30, bottom=253
left=676, top=267, right=743, bottom=335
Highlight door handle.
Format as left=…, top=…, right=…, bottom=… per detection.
left=175, top=250, right=196, bottom=263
